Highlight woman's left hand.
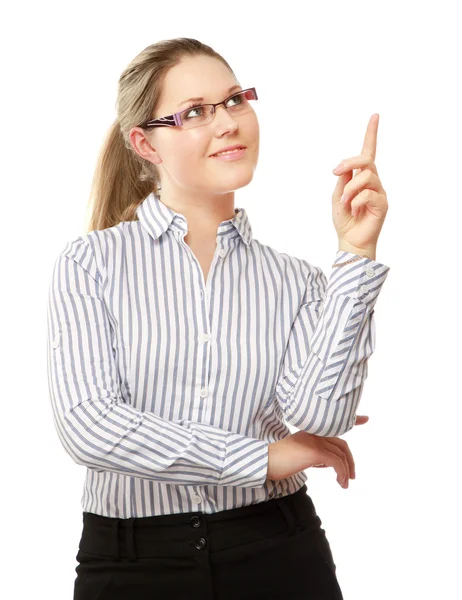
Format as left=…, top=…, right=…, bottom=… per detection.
left=331, top=114, right=388, bottom=253
left=313, top=414, right=369, bottom=471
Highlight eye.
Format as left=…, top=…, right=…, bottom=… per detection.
left=183, top=102, right=205, bottom=119
left=226, top=93, right=243, bottom=107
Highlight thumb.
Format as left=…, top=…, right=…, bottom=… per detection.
left=332, top=170, right=352, bottom=204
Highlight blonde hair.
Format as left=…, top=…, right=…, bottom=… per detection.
left=86, top=37, right=237, bottom=232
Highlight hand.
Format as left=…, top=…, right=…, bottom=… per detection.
left=266, top=415, right=369, bottom=488
left=312, top=415, right=369, bottom=469
left=331, top=114, right=388, bottom=253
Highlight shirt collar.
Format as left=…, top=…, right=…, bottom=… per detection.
left=135, top=192, right=253, bottom=247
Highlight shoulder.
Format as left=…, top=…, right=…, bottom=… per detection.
left=83, top=220, right=140, bottom=253
left=53, top=221, right=139, bottom=282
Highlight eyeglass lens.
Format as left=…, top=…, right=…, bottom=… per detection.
left=180, top=90, right=255, bottom=129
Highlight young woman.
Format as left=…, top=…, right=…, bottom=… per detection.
left=47, top=37, right=390, bottom=599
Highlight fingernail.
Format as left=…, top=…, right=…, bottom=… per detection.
left=333, top=164, right=343, bottom=174
left=341, top=194, right=347, bottom=203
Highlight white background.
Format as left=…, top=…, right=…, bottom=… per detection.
left=1, top=1, right=461, bottom=598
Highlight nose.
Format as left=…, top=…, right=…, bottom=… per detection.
left=213, top=104, right=238, bottom=130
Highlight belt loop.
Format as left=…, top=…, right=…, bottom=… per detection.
left=125, top=518, right=137, bottom=562
left=112, top=519, right=120, bottom=561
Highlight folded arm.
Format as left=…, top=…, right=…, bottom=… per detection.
left=47, top=237, right=269, bottom=488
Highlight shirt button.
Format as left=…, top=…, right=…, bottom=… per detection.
left=200, top=387, right=208, bottom=398
left=200, top=289, right=204, bottom=299
left=219, top=248, right=226, bottom=257
left=51, top=334, right=60, bottom=348
left=366, top=267, right=375, bottom=277
left=194, top=494, right=202, bottom=503
left=201, top=333, right=211, bottom=342
left=360, top=285, right=368, bottom=295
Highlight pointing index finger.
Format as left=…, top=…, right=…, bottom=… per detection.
left=361, top=113, right=379, bottom=161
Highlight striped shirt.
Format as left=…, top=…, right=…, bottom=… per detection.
left=47, top=191, right=390, bottom=518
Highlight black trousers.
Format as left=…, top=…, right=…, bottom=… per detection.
left=73, top=484, right=344, bottom=599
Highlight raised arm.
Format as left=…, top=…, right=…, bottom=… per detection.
left=274, top=250, right=390, bottom=436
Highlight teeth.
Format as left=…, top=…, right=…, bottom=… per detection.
left=214, top=147, right=243, bottom=156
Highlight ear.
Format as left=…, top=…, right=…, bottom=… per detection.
left=128, top=127, right=162, bottom=164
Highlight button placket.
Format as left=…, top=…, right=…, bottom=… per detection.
left=188, top=511, right=208, bottom=552
left=182, top=235, right=213, bottom=419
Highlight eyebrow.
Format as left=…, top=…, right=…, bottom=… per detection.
left=177, top=85, right=242, bottom=108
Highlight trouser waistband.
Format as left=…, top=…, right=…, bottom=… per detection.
left=78, top=484, right=322, bottom=561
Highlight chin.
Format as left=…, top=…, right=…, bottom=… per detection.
left=230, top=165, right=255, bottom=184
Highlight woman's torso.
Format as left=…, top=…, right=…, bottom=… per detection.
left=51, top=193, right=320, bottom=518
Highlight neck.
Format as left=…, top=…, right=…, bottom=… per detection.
left=159, top=191, right=236, bottom=247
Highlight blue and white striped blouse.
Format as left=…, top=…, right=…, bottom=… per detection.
left=47, top=191, right=390, bottom=518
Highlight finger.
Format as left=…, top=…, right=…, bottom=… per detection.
left=322, top=440, right=351, bottom=485
left=313, top=450, right=347, bottom=486
left=361, top=113, right=379, bottom=162
left=340, top=170, right=381, bottom=206
left=332, top=170, right=353, bottom=205
left=351, top=189, right=383, bottom=217
left=325, top=437, right=355, bottom=480
left=333, top=154, right=378, bottom=177
left=326, top=451, right=349, bottom=488
left=354, top=415, right=369, bottom=425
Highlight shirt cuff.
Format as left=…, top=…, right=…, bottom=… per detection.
left=218, top=435, right=270, bottom=488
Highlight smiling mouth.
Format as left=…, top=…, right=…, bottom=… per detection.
left=211, top=146, right=247, bottom=157
left=211, top=149, right=247, bottom=160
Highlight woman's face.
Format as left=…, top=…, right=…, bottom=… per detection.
left=131, top=55, right=260, bottom=202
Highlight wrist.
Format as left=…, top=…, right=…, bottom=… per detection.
left=266, top=441, right=283, bottom=481
left=338, top=241, right=376, bottom=261
left=266, top=442, right=277, bottom=481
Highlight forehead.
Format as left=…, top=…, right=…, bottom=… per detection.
left=159, top=55, right=240, bottom=109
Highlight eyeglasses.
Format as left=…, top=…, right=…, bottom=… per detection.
left=139, top=87, right=258, bottom=130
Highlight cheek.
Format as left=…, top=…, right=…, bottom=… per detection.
left=187, top=129, right=211, bottom=156
left=166, top=133, right=209, bottom=169
left=250, top=112, right=260, bottom=135
left=244, top=114, right=260, bottom=150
